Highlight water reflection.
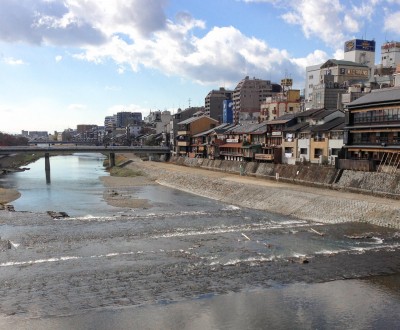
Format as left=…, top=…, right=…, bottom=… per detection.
left=0, top=153, right=117, bottom=216
left=3, top=276, right=400, bottom=330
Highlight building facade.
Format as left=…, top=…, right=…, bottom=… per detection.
left=232, top=76, right=281, bottom=124
left=205, top=87, right=233, bottom=122
left=343, top=87, right=400, bottom=172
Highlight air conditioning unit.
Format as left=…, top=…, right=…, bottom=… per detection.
left=329, top=156, right=337, bottom=165
left=299, top=156, right=305, bottom=162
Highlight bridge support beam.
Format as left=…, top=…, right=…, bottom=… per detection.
left=109, top=152, right=116, bottom=167
left=45, top=153, right=51, bottom=184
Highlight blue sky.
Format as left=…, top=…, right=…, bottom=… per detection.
left=1, top=0, right=399, bottom=134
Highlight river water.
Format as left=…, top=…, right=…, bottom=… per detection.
left=0, top=154, right=400, bottom=329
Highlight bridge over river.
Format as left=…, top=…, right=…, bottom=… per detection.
left=0, top=145, right=170, bottom=180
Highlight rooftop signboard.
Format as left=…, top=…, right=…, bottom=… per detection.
left=344, top=39, right=375, bottom=53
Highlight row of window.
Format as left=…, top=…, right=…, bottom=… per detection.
left=352, top=132, right=400, bottom=144
left=353, top=108, right=400, bottom=123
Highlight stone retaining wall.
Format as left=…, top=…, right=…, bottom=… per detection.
left=170, top=156, right=400, bottom=199
left=136, top=160, right=400, bottom=229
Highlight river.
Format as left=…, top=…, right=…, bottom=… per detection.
left=0, top=154, right=399, bottom=329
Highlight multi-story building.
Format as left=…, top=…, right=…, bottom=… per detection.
left=104, top=115, right=117, bottom=133
left=176, top=116, right=218, bottom=156
left=232, top=76, right=281, bottom=124
left=76, top=124, right=97, bottom=136
left=116, top=112, right=142, bottom=128
left=343, top=87, right=400, bottom=172
left=169, top=107, right=204, bottom=154
left=305, top=64, right=321, bottom=104
left=281, top=108, right=344, bottom=164
left=380, top=42, right=400, bottom=68
left=344, top=39, right=376, bottom=69
left=259, top=88, right=301, bottom=122
left=204, top=87, right=233, bottom=122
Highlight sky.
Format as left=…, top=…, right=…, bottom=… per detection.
left=1, top=0, right=400, bottom=134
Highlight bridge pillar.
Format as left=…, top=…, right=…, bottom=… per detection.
left=45, top=153, right=51, bottom=184
left=109, top=152, right=116, bottom=167
left=45, top=153, right=50, bottom=171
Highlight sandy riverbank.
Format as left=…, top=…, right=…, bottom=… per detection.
left=0, top=188, right=20, bottom=205
left=114, top=154, right=400, bottom=229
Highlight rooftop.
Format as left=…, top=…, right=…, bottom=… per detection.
left=347, top=87, right=400, bottom=108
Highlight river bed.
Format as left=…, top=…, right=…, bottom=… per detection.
left=0, top=154, right=399, bottom=329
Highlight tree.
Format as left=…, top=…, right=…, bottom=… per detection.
left=0, top=132, right=29, bottom=146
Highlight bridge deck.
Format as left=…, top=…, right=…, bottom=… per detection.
left=0, top=146, right=170, bottom=155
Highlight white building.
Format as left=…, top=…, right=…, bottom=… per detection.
left=381, top=41, right=400, bottom=68
left=344, top=39, right=376, bottom=69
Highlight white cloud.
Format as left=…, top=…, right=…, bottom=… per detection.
left=384, top=11, right=400, bottom=35
left=3, top=57, right=26, bottom=65
left=291, top=50, right=328, bottom=69
left=55, top=55, right=63, bottom=62
left=281, top=0, right=346, bottom=45
left=68, top=104, right=87, bottom=111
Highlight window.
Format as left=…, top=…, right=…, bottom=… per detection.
left=300, top=148, right=307, bottom=155
left=314, top=148, right=323, bottom=158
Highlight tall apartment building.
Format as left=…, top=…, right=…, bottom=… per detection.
left=232, top=76, right=281, bottom=124
left=104, top=115, right=116, bottom=132
left=204, top=87, right=233, bottom=122
left=116, top=111, right=142, bottom=128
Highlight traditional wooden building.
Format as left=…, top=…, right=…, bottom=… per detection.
left=343, top=87, right=400, bottom=172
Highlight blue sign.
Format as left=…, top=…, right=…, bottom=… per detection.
left=344, top=39, right=375, bottom=52
left=223, top=100, right=233, bottom=124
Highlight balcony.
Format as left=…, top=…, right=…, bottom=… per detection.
left=177, top=141, right=190, bottom=146
left=177, top=130, right=190, bottom=136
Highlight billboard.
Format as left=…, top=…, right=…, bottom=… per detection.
left=223, top=100, right=233, bottom=124
left=344, top=39, right=375, bottom=53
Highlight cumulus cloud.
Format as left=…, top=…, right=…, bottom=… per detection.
left=384, top=11, right=400, bottom=35
left=0, top=0, right=167, bottom=46
left=3, top=0, right=380, bottom=89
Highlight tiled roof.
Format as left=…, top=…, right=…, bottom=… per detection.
left=178, top=116, right=218, bottom=125
left=309, top=117, right=345, bottom=132
left=283, top=122, right=309, bottom=132
left=347, top=87, right=400, bottom=108
left=311, top=109, right=343, bottom=120
left=192, top=123, right=232, bottom=137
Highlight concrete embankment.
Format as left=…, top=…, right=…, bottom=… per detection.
left=169, top=156, right=400, bottom=199
left=130, top=157, right=400, bottom=229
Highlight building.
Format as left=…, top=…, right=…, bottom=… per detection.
left=281, top=108, right=344, bottom=164
left=305, top=64, right=321, bottom=104
left=169, top=107, right=204, bottom=154
left=204, top=88, right=233, bottom=122
left=175, top=116, right=219, bottom=156
left=343, top=87, right=400, bottom=172
left=116, top=112, right=142, bottom=128
left=344, top=39, right=376, bottom=69
left=104, top=115, right=117, bottom=133
left=232, top=76, right=281, bottom=124
left=260, top=88, right=301, bottom=122
left=380, top=41, right=400, bottom=68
